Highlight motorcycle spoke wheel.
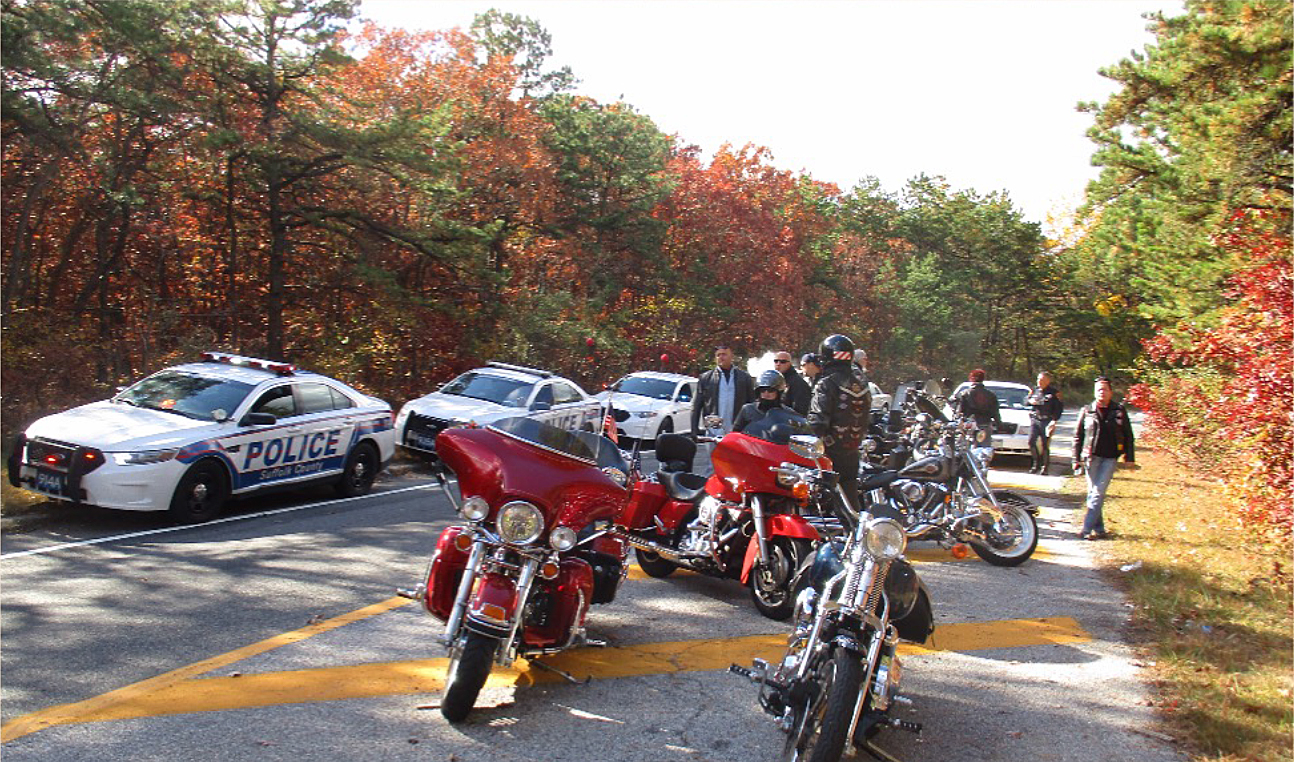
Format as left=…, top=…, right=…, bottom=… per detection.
left=970, top=504, right=1039, bottom=567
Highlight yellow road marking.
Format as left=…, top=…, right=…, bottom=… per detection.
left=906, top=544, right=1053, bottom=563
left=3, top=616, right=1089, bottom=734
left=1, top=596, right=413, bottom=743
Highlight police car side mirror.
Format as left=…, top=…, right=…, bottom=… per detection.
left=240, top=412, right=277, bottom=427
left=530, top=401, right=552, bottom=412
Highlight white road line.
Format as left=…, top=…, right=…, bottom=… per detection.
left=1, top=482, right=450, bottom=561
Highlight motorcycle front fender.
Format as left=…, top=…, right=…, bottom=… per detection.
left=465, top=571, right=520, bottom=638
left=738, top=515, right=818, bottom=584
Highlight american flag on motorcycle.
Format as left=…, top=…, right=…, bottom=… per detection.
left=602, top=412, right=618, bottom=444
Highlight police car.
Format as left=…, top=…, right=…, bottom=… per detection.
left=7, top=352, right=397, bottom=523
left=592, top=371, right=696, bottom=443
left=395, top=362, right=603, bottom=458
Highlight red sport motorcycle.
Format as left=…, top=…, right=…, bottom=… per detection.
left=399, top=417, right=633, bottom=722
left=615, top=409, right=851, bottom=620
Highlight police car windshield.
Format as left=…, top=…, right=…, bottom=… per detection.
left=116, top=371, right=254, bottom=421
left=615, top=376, right=674, bottom=400
left=440, top=372, right=531, bottom=408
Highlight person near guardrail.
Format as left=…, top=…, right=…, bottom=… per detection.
left=1026, top=371, right=1064, bottom=475
left=1071, top=376, right=1137, bottom=540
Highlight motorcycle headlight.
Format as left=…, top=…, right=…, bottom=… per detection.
left=861, top=438, right=878, bottom=453
left=863, top=518, right=907, bottom=560
left=549, top=525, right=578, bottom=551
left=496, top=501, right=545, bottom=545
left=460, top=496, right=490, bottom=522
left=112, top=449, right=178, bottom=466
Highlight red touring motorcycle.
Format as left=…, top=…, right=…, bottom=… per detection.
left=399, top=417, right=633, bottom=722
left=617, top=409, right=849, bottom=620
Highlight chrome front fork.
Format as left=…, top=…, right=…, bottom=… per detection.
left=442, top=539, right=487, bottom=644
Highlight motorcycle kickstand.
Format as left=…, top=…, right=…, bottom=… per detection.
left=859, top=739, right=904, bottom=762
left=528, top=659, right=591, bottom=685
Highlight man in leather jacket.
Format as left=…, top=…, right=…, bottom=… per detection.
left=690, top=345, right=755, bottom=437
left=807, top=334, right=871, bottom=509
left=775, top=351, right=812, bottom=416
left=1071, top=377, right=1137, bottom=540
left=953, top=369, right=1001, bottom=432
left=1026, top=371, right=1064, bottom=474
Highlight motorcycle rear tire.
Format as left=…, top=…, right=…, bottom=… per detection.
left=786, top=648, right=863, bottom=762
left=440, top=632, right=497, bottom=723
left=635, top=547, right=677, bottom=578
left=971, top=503, right=1039, bottom=567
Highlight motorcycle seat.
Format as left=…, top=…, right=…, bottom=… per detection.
left=660, top=470, right=708, bottom=502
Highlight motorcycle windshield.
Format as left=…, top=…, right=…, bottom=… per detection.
left=740, top=407, right=811, bottom=445
left=488, top=417, right=628, bottom=471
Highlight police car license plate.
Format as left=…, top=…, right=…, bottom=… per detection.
left=32, top=468, right=66, bottom=497
left=406, top=431, right=438, bottom=450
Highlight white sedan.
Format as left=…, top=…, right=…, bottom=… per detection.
left=395, top=363, right=603, bottom=458
left=593, top=372, right=697, bottom=444
left=7, top=352, right=397, bottom=523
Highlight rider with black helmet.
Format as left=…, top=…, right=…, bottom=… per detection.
left=733, top=369, right=798, bottom=433
left=807, top=334, right=872, bottom=509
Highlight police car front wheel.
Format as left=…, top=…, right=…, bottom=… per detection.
left=169, top=461, right=229, bottom=524
left=336, top=442, right=379, bottom=498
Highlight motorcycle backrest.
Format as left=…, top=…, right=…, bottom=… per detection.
left=654, top=433, right=696, bottom=473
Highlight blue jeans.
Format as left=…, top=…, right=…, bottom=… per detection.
left=1082, top=456, right=1118, bottom=535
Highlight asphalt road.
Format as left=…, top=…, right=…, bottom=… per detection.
left=1, top=411, right=1177, bottom=761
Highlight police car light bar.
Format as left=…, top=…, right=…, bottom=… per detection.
left=486, top=361, right=552, bottom=378
left=201, top=351, right=296, bottom=376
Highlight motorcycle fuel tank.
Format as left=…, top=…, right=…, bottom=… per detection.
left=897, top=452, right=955, bottom=482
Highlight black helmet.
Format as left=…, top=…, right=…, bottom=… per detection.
left=819, top=334, right=855, bottom=362
left=755, top=369, right=787, bottom=393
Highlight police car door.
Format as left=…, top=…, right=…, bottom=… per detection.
left=224, top=383, right=299, bottom=493
left=291, top=382, right=358, bottom=480
left=550, top=380, right=592, bottom=431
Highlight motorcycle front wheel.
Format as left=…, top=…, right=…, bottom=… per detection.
left=970, top=503, right=1039, bottom=566
left=750, top=537, right=810, bottom=620
left=783, top=647, right=863, bottom=762
left=440, top=632, right=498, bottom=723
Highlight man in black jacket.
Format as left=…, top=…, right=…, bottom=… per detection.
left=775, top=351, right=812, bottom=416
left=807, top=334, right=871, bottom=508
left=1026, top=371, right=1064, bottom=474
left=1071, top=377, right=1137, bottom=540
left=953, top=368, right=1001, bottom=432
left=690, top=345, right=755, bottom=437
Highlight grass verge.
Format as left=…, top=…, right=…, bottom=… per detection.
left=1065, top=448, right=1293, bottom=761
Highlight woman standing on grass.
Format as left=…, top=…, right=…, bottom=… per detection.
left=1071, top=376, right=1137, bottom=540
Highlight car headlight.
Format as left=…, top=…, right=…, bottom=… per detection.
left=633, top=410, right=658, bottom=418
left=112, top=449, right=178, bottom=466
left=496, top=501, right=545, bottom=545
left=863, top=518, right=907, bottom=560
left=549, top=526, right=578, bottom=551
left=460, top=496, right=490, bottom=522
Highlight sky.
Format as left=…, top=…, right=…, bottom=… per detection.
left=357, top=0, right=1185, bottom=230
